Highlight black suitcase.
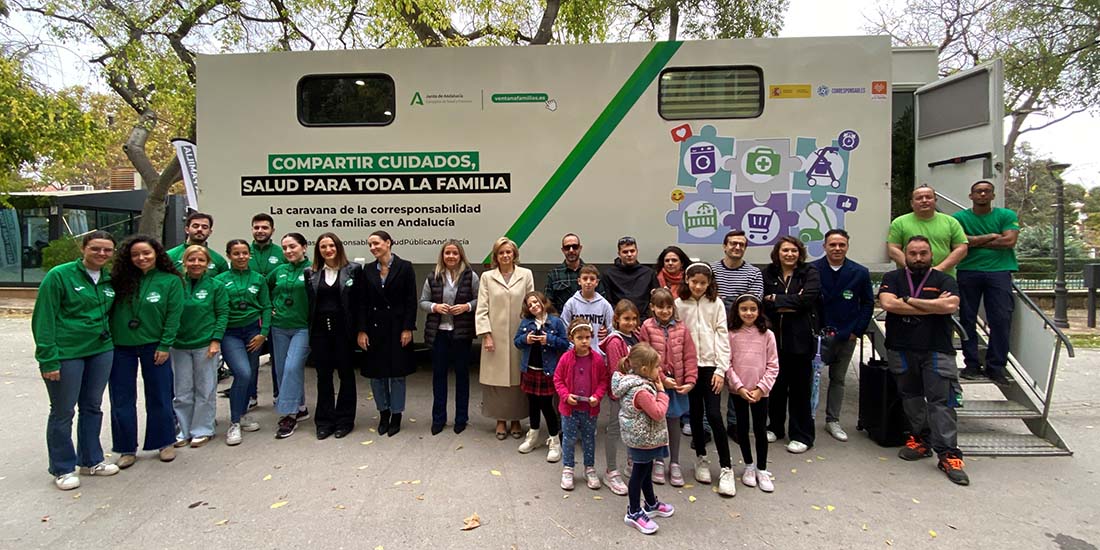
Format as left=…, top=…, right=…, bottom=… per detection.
left=856, top=334, right=910, bottom=447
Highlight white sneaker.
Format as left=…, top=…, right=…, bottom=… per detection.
left=518, top=429, right=541, bottom=454
left=54, top=472, right=80, bottom=491
left=682, top=422, right=693, bottom=436
left=546, top=437, right=562, bottom=463
left=718, top=467, right=737, bottom=497
left=226, top=423, right=243, bottom=446
left=826, top=422, right=849, bottom=442
left=240, top=415, right=260, bottom=432
left=694, top=456, right=712, bottom=484
left=741, top=464, right=758, bottom=487
left=786, top=440, right=809, bottom=454
left=766, top=430, right=777, bottom=443
left=757, top=469, right=775, bottom=492
left=79, top=462, right=120, bottom=476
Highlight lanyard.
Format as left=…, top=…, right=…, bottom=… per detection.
left=905, top=269, right=932, bottom=298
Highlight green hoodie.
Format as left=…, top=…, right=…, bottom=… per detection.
left=32, top=260, right=116, bottom=373
left=268, top=259, right=310, bottom=329
left=249, top=240, right=286, bottom=276
left=215, top=268, right=272, bottom=335
left=110, top=269, right=184, bottom=351
left=166, top=243, right=229, bottom=275
left=174, top=273, right=230, bottom=350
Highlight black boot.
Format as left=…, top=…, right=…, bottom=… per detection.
left=387, top=413, right=402, bottom=437
left=377, top=410, right=391, bottom=434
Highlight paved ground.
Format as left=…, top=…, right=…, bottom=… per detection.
left=0, top=315, right=1098, bottom=549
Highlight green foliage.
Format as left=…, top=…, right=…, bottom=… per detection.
left=40, top=236, right=81, bottom=272
left=1016, top=225, right=1086, bottom=259
left=0, top=57, right=107, bottom=191
left=1005, top=143, right=1087, bottom=231
left=679, top=0, right=788, bottom=39
left=891, top=102, right=915, bottom=220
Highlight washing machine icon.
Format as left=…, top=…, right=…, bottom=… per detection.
left=689, top=145, right=717, bottom=176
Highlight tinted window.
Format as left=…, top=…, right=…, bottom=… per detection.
left=297, top=74, right=395, bottom=126
left=658, top=67, right=763, bottom=120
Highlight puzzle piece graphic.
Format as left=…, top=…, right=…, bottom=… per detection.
left=665, top=182, right=734, bottom=245
left=677, top=125, right=735, bottom=190
left=789, top=192, right=853, bottom=259
left=723, top=193, right=799, bottom=248
left=794, top=137, right=852, bottom=203
left=723, top=139, right=802, bottom=203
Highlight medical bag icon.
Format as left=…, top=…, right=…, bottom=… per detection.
left=689, top=145, right=717, bottom=175
left=746, top=147, right=781, bottom=177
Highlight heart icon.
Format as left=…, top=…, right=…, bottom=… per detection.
left=670, top=124, right=693, bottom=143
left=545, top=99, right=558, bottom=111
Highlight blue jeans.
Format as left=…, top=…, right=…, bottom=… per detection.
left=561, top=411, right=597, bottom=468
left=109, top=343, right=176, bottom=453
left=170, top=347, right=218, bottom=438
left=221, top=323, right=259, bottom=423
left=958, top=270, right=1015, bottom=375
left=431, top=331, right=470, bottom=427
left=272, top=327, right=310, bottom=416
left=44, top=350, right=113, bottom=476
left=371, top=377, right=407, bottom=414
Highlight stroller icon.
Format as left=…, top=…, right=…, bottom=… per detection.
left=806, top=146, right=841, bottom=188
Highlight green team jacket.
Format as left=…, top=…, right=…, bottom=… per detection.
left=215, top=268, right=272, bottom=336
left=166, top=243, right=229, bottom=275
left=110, top=269, right=184, bottom=352
left=175, top=273, right=230, bottom=350
left=268, top=259, right=311, bottom=329
left=32, top=260, right=116, bottom=373
left=249, top=241, right=286, bottom=276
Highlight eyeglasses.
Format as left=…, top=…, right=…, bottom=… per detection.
left=617, top=236, right=636, bottom=247
left=726, top=242, right=747, bottom=249
left=88, top=247, right=115, bottom=254
left=562, top=244, right=580, bottom=251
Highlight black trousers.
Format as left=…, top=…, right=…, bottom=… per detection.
left=733, top=394, right=770, bottom=470
left=768, top=351, right=815, bottom=446
left=688, top=366, right=732, bottom=468
left=527, top=394, right=560, bottom=436
left=310, top=319, right=357, bottom=431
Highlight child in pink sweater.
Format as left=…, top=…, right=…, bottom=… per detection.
left=726, top=294, right=780, bottom=493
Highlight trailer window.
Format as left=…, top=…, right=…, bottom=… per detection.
left=297, top=74, right=395, bottom=126
left=658, top=67, right=763, bottom=120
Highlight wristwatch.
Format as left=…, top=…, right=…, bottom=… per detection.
left=902, top=296, right=910, bottom=304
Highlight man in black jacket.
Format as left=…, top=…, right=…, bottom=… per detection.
left=603, top=236, right=659, bottom=319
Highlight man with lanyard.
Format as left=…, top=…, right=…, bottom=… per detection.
left=952, top=181, right=1020, bottom=387
left=248, top=213, right=285, bottom=277
left=544, top=233, right=606, bottom=314
left=811, top=229, right=873, bottom=442
left=879, top=236, right=969, bottom=486
left=886, top=185, right=968, bottom=278
left=166, top=211, right=229, bottom=274
left=710, top=229, right=763, bottom=440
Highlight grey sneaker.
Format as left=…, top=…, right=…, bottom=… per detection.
left=825, top=422, right=849, bottom=442
left=55, top=472, right=80, bottom=491
left=240, top=415, right=260, bottom=432
left=79, top=462, right=120, bottom=476
left=226, top=423, right=243, bottom=446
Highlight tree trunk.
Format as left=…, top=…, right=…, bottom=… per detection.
left=1003, top=93, right=1038, bottom=187
left=122, top=109, right=181, bottom=238
left=668, top=1, right=680, bottom=41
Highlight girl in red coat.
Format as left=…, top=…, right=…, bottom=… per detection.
left=554, top=318, right=609, bottom=491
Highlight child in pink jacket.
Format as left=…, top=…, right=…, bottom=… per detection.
left=554, top=319, right=609, bottom=492
left=726, top=294, right=779, bottom=493
left=637, top=288, right=697, bottom=487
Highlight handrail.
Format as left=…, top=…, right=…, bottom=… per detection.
left=933, top=190, right=1075, bottom=358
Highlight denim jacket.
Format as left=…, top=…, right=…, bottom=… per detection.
left=513, top=315, right=570, bottom=375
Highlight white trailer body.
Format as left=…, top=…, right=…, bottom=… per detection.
left=197, top=37, right=1002, bottom=264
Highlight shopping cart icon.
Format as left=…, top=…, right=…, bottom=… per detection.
left=746, top=210, right=775, bottom=240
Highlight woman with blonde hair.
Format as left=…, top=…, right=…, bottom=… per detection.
left=475, top=237, right=534, bottom=439
left=420, top=239, right=480, bottom=435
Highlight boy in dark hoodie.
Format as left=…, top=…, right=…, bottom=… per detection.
left=604, top=237, right=660, bottom=319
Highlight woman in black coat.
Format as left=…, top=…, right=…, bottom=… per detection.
left=361, top=230, right=417, bottom=437
left=306, top=232, right=367, bottom=440
left=761, top=236, right=821, bottom=454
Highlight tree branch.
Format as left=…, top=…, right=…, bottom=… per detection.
left=530, top=0, right=561, bottom=45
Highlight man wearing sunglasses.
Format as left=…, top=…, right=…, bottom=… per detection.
left=603, top=236, right=659, bottom=319
left=544, top=234, right=606, bottom=313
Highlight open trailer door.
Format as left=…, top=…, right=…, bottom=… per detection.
left=914, top=59, right=1004, bottom=212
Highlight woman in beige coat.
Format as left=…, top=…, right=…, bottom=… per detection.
left=475, top=237, right=534, bottom=440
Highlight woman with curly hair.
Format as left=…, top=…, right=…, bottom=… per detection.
left=108, top=235, right=184, bottom=468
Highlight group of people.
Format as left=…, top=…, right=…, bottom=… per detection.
left=33, top=179, right=1019, bottom=534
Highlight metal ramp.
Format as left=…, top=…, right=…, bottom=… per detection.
left=868, top=281, right=1074, bottom=457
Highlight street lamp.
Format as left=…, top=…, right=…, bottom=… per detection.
left=1048, top=162, right=1071, bottom=329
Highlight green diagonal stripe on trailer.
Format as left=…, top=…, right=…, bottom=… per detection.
left=491, top=41, right=683, bottom=261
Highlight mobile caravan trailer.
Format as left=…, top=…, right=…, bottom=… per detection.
left=197, top=36, right=1003, bottom=266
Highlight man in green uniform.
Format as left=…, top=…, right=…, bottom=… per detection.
left=952, top=180, right=1020, bottom=386
left=166, top=212, right=229, bottom=274
left=887, top=185, right=968, bottom=278
left=248, top=213, right=285, bottom=276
